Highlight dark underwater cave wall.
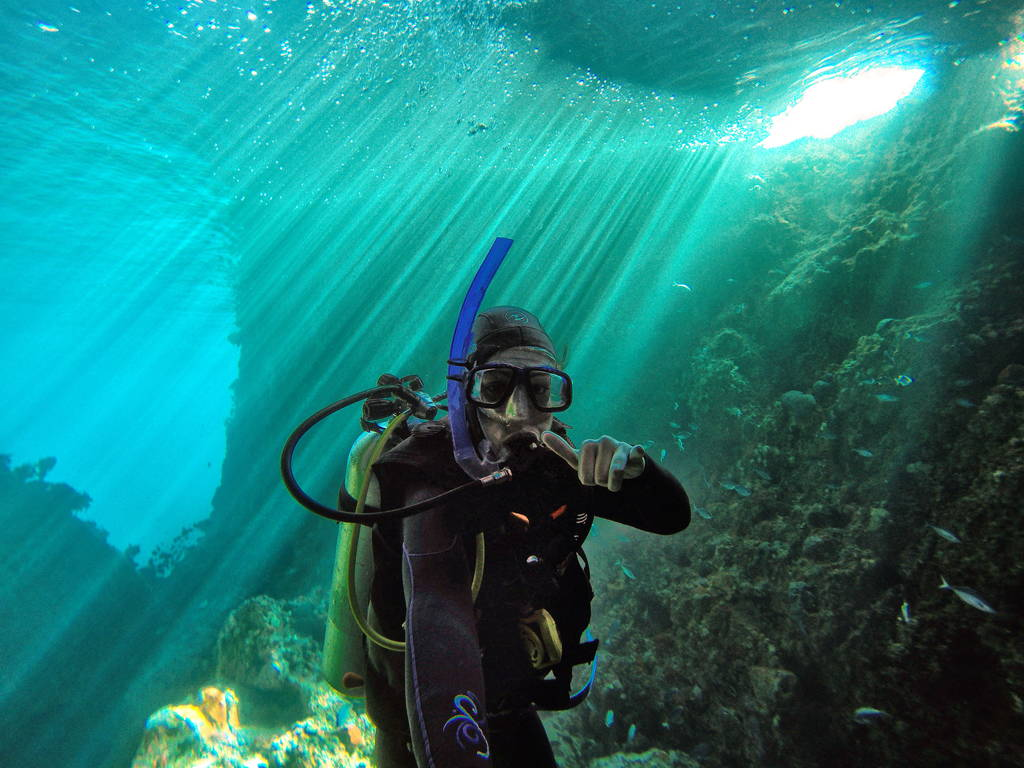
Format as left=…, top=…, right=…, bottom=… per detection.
left=550, top=59, right=1024, bottom=768
left=0, top=456, right=171, bottom=768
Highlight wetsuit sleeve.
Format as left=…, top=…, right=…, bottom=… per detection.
left=590, top=457, right=691, bottom=534
left=400, top=486, right=491, bottom=768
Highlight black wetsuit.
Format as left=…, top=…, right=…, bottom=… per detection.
left=365, top=420, right=690, bottom=768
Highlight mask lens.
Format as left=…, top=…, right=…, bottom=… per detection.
left=528, top=370, right=569, bottom=410
left=470, top=367, right=514, bottom=407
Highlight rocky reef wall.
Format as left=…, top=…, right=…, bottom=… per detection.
left=548, top=59, right=1024, bottom=768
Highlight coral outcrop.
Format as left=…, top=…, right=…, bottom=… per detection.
left=131, top=596, right=374, bottom=768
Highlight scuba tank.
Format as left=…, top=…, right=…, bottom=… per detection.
left=320, top=378, right=426, bottom=696
left=321, top=431, right=388, bottom=697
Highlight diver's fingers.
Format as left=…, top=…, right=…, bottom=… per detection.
left=578, top=439, right=598, bottom=486
left=593, top=436, right=620, bottom=489
left=624, top=445, right=647, bottom=479
left=541, top=431, right=579, bottom=470
left=607, top=441, right=633, bottom=492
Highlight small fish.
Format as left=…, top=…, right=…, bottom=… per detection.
left=695, top=506, right=713, bottom=520
left=659, top=448, right=667, bottom=463
left=669, top=421, right=681, bottom=428
left=673, top=401, right=680, bottom=410
left=605, top=709, right=615, bottom=727
left=876, top=394, right=899, bottom=402
left=672, top=282, right=693, bottom=291
left=724, top=406, right=743, bottom=417
left=615, top=560, right=636, bottom=580
left=895, top=374, right=914, bottom=386
left=853, top=448, right=874, bottom=457
left=860, top=378, right=879, bottom=385
left=928, top=525, right=961, bottom=544
left=627, top=723, right=637, bottom=742
left=914, top=281, right=933, bottom=290
left=753, top=469, right=771, bottom=481
left=905, top=331, right=929, bottom=342
left=898, top=601, right=913, bottom=625
left=953, top=378, right=974, bottom=388
left=853, top=707, right=890, bottom=724
left=732, top=484, right=751, bottom=497
left=955, top=398, right=976, bottom=408
left=37, top=23, right=59, bottom=32
left=720, top=481, right=736, bottom=491
left=940, top=576, right=996, bottom=613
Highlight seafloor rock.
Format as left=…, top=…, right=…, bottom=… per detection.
left=779, top=389, right=817, bottom=426
left=131, top=686, right=266, bottom=768
left=133, top=595, right=374, bottom=768
left=589, top=747, right=702, bottom=768
left=217, top=595, right=319, bottom=694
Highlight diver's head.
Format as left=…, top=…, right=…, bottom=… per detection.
left=466, top=306, right=557, bottom=368
left=466, top=307, right=571, bottom=466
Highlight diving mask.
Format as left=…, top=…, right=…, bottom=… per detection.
left=467, top=363, right=572, bottom=413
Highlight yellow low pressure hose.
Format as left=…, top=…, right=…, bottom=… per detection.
left=347, top=412, right=485, bottom=652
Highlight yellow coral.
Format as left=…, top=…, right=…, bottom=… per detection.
left=165, top=686, right=240, bottom=742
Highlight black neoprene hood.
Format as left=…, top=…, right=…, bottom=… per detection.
left=467, top=306, right=557, bottom=366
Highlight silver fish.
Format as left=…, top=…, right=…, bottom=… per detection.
left=939, top=576, right=996, bottom=614
left=898, top=601, right=913, bottom=625
left=853, top=707, right=890, bottom=724
left=928, top=525, right=961, bottom=544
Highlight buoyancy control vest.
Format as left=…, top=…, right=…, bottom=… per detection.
left=368, top=419, right=599, bottom=712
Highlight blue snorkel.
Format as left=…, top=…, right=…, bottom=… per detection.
left=447, top=237, right=514, bottom=480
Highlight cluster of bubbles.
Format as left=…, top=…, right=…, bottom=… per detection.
left=143, top=0, right=527, bottom=84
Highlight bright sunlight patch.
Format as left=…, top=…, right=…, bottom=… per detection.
left=760, top=66, right=925, bottom=149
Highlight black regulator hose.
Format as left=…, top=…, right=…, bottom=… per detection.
left=280, top=386, right=511, bottom=526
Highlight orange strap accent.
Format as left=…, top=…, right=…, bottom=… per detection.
left=550, top=504, right=567, bottom=520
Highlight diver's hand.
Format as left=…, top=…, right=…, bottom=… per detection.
left=541, top=432, right=646, bottom=492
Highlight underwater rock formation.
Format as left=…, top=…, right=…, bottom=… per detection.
left=131, top=686, right=257, bottom=768
left=132, top=595, right=373, bottom=768
left=0, top=455, right=162, bottom=767
left=549, top=58, right=1024, bottom=768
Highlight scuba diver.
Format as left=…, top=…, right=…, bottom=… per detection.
left=281, top=240, right=690, bottom=767
left=358, top=306, right=691, bottom=767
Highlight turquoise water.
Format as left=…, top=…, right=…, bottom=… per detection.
left=2, top=1, right=1022, bottom=766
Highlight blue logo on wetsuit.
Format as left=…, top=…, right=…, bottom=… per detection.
left=443, top=692, right=490, bottom=759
